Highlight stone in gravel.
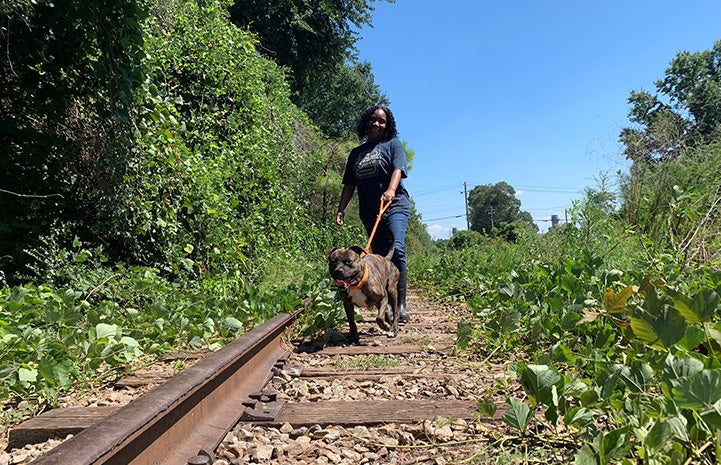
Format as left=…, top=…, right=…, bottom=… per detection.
left=353, top=444, right=370, bottom=453
left=445, top=385, right=460, bottom=397
left=273, top=445, right=285, bottom=460
left=322, top=448, right=342, bottom=464
left=397, top=430, right=416, bottom=445
left=351, top=425, right=372, bottom=438
left=433, top=424, right=453, bottom=442
left=226, top=441, right=246, bottom=459
left=218, top=446, right=240, bottom=460
left=378, top=436, right=399, bottom=448
left=10, top=452, right=30, bottom=465
left=252, top=444, right=274, bottom=461
left=279, top=422, right=294, bottom=434
left=322, top=428, right=342, bottom=441
left=286, top=435, right=312, bottom=456
left=405, top=423, right=427, bottom=440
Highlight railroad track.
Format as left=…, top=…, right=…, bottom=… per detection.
left=20, top=310, right=302, bottom=465
left=12, top=291, right=519, bottom=464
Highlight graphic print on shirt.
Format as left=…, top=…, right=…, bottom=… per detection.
left=355, top=147, right=383, bottom=179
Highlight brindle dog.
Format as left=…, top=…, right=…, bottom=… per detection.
left=327, top=244, right=399, bottom=344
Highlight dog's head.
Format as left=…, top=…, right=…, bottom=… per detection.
left=327, top=246, right=366, bottom=289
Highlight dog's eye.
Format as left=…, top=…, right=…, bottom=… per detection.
left=344, top=260, right=353, bottom=266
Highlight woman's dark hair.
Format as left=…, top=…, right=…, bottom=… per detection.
left=356, top=104, right=398, bottom=141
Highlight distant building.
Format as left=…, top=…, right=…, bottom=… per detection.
left=551, top=214, right=560, bottom=228
left=451, top=227, right=458, bottom=237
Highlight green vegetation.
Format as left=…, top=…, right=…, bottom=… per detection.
left=333, top=355, right=401, bottom=370
left=410, top=139, right=721, bottom=462
left=2, top=0, right=721, bottom=462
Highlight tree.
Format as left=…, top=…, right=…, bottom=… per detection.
left=467, top=182, right=537, bottom=237
left=0, top=0, right=145, bottom=278
left=619, top=39, right=721, bottom=164
left=303, top=61, right=388, bottom=139
left=228, top=0, right=391, bottom=137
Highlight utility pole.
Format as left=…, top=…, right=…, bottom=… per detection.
left=462, top=182, right=470, bottom=230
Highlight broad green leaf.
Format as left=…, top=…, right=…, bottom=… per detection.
left=604, top=285, right=635, bottom=314
left=189, top=335, right=204, bottom=349
left=552, top=343, right=578, bottom=364
left=52, top=359, right=75, bottom=389
left=574, top=444, right=598, bottom=465
left=475, top=397, right=497, bottom=418
left=620, top=362, right=654, bottom=393
left=602, top=427, right=632, bottom=461
left=561, top=309, right=582, bottom=329
left=18, top=367, right=38, bottom=383
left=707, top=322, right=721, bottom=347
left=125, top=307, right=139, bottom=317
left=666, top=288, right=719, bottom=324
left=564, top=407, right=597, bottom=429
left=629, top=304, right=686, bottom=350
left=563, top=377, right=589, bottom=399
left=662, top=354, right=704, bottom=382
left=119, top=336, right=139, bottom=348
left=644, top=420, right=675, bottom=453
left=676, top=326, right=706, bottom=351
left=95, top=323, right=119, bottom=340
left=456, top=319, right=472, bottom=349
left=520, top=364, right=561, bottom=407
left=502, top=397, right=532, bottom=433
left=223, top=316, right=244, bottom=331
left=544, top=392, right=559, bottom=425
left=699, top=399, right=721, bottom=428
left=671, top=369, right=721, bottom=409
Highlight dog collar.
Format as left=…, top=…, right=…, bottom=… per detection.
left=348, top=265, right=369, bottom=290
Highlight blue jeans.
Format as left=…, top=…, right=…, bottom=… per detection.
left=361, top=206, right=409, bottom=272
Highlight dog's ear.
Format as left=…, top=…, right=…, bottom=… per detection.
left=350, top=246, right=366, bottom=256
left=326, top=247, right=338, bottom=259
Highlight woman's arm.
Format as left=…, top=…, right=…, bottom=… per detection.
left=382, top=169, right=403, bottom=201
left=336, top=184, right=356, bottom=225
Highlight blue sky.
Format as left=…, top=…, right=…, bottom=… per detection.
left=356, top=1, right=721, bottom=239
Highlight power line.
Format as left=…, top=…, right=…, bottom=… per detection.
left=424, top=214, right=465, bottom=222
left=466, top=182, right=584, bottom=194
left=412, top=183, right=463, bottom=197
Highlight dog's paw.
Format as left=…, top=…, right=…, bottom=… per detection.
left=386, top=331, right=397, bottom=338
left=375, top=316, right=390, bottom=331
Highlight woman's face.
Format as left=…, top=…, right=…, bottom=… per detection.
left=366, top=108, right=387, bottom=142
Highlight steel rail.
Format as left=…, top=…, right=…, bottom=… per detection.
left=30, top=309, right=303, bottom=465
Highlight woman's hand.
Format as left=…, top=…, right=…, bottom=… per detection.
left=381, top=189, right=396, bottom=202
left=336, top=211, right=345, bottom=226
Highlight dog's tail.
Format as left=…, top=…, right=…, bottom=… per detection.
left=385, top=231, right=396, bottom=260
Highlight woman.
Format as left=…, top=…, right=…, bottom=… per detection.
left=335, top=104, right=411, bottom=323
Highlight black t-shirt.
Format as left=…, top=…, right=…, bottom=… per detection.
left=342, top=138, right=410, bottom=218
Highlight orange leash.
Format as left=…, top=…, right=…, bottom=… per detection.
left=364, top=197, right=392, bottom=253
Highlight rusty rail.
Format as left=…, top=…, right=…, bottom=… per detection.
left=29, top=309, right=302, bottom=465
